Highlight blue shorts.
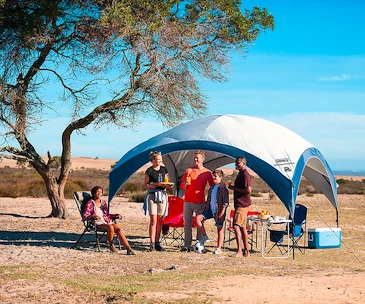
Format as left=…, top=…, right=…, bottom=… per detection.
left=200, top=209, right=224, bottom=228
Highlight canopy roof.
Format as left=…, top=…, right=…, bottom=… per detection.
left=109, top=114, right=338, bottom=217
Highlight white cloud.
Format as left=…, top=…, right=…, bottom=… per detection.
left=265, top=112, right=365, bottom=169
left=317, top=74, right=357, bottom=81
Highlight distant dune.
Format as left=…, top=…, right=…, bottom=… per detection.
left=0, top=157, right=117, bottom=171
left=1, top=156, right=363, bottom=181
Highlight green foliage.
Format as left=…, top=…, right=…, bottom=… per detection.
left=0, top=0, right=274, bottom=216
left=337, top=178, right=350, bottom=185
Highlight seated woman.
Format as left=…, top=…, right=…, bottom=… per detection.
left=82, top=185, right=135, bottom=255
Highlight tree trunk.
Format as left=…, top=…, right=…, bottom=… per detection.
left=33, top=163, right=69, bottom=219
left=44, top=174, right=69, bottom=219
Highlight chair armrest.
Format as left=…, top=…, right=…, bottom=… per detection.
left=109, top=214, right=122, bottom=221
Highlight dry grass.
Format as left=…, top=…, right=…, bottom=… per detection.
left=1, top=167, right=364, bottom=199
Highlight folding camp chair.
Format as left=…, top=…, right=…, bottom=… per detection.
left=72, top=191, right=121, bottom=251
left=160, top=196, right=197, bottom=246
left=223, top=209, right=258, bottom=251
left=289, top=204, right=307, bottom=258
left=266, top=228, right=288, bottom=255
left=223, top=209, right=235, bottom=248
left=267, top=204, right=307, bottom=259
left=247, top=210, right=260, bottom=251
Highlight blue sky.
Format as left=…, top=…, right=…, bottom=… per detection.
left=23, top=1, right=365, bottom=171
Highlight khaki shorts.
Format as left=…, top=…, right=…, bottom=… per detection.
left=147, top=193, right=167, bottom=216
left=233, top=207, right=250, bottom=228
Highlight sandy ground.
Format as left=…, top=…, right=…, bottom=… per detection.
left=0, top=192, right=364, bottom=303
left=1, top=157, right=364, bottom=303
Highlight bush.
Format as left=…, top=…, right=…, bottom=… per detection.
left=129, top=191, right=146, bottom=203
left=251, top=192, right=263, bottom=197
left=305, top=185, right=316, bottom=193
left=72, top=178, right=89, bottom=189
left=1, top=166, right=365, bottom=198
left=337, top=178, right=350, bottom=185
left=268, top=192, right=276, bottom=201
left=121, top=181, right=144, bottom=193
left=28, top=180, right=47, bottom=197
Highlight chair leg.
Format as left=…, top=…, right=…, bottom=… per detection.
left=72, top=230, right=87, bottom=249
left=95, top=230, right=102, bottom=251
left=160, top=227, right=184, bottom=246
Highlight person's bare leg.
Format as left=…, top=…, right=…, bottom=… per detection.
left=241, top=226, right=250, bottom=257
left=97, top=224, right=113, bottom=245
left=107, top=224, right=114, bottom=245
left=234, top=225, right=243, bottom=257
left=217, top=226, right=224, bottom=249
left=196, top=214, right=207, bottom=237
left=149, top=214, right=158, bottom=243
left=155, top=215, right=162, bottom=242
left=98, top=224, right=117, bottom=252
left=114, top=224, right=132, bottom=251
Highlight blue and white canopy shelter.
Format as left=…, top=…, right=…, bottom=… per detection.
left=109, top=114, right=338, bottom=219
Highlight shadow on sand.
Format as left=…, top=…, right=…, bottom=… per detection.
left=0, top=230, right=149, bottom=252
left=0, top=212, right=49, bottom=219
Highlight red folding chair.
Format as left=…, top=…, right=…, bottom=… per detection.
left=224, top=209, right=259, bottom=251
left=247, top=210, right=260, bottom=251
left=160, top=196, right=197, bottom=246
left=223, top=209, right=236, bottom=248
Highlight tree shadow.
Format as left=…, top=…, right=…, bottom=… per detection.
left=0, top=230, right=150, bottom=252
left=0, top=212, right=48, bottom=219
left=0, top=230, right=83, bottom=248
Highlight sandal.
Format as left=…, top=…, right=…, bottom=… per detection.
left=109, top=244, right=118, bottom=253
left=127, top=249, right=136, bottom=255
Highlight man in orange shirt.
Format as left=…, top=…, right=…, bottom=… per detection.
left=180, top=150, right=214, bottom=251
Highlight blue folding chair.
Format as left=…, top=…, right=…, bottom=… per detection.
left=289, top=204, right=307, bottom=258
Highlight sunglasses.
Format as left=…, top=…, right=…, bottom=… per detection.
left=150, top=151, right=161, bottom=155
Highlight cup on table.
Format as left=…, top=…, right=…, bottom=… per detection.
left=164, top=176, right=169, bottom=183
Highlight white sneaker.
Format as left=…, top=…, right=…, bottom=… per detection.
left=213, top=248, right=221, bottom=255
left=198, top=235, right=209, bottom=245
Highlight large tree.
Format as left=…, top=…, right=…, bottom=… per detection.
left=0, top=0, right=274, bottom=218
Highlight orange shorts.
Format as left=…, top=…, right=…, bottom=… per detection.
left=233, top=207, right=250, bottom=228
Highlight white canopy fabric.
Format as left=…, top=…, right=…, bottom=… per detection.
left=108, top=114, right=338, bottom=217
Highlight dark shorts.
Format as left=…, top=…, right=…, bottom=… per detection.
left=200, top=209, right=225, bottom=228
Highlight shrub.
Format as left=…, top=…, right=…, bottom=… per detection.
left=0, top=183, right=18, bottom=197
left=28, top=180, right=47, bottom=197
left=337, top=178, right=350, bottom=185
left=129, top=191, right=145, bottom=203
left=268, top=192, right=276, bottom=201
left=121, top=181, right=145, bottom=193
left=305, top=185, right=316, bottom=193
left=72, top=178, right=89, bottom=189
left=251, top=192, right=263, bottom=197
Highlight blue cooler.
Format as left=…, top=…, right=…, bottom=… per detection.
left=308, top=228, right=342, bottom=249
